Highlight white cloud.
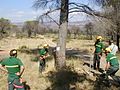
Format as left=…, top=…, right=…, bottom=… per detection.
left=33, top=16, right=37, bottom=19
left=31, top=11, right=36, bottom=15
left=12, top=11, right=24, bottom=17
left=16, top=11, right=25, bottom=14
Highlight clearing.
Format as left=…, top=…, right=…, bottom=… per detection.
left=0, top=35, right=120, bottom=90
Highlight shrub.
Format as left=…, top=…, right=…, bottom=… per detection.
left=18, top=45, right=31, bottom=54
left=31, top=56, right=39, bottom=62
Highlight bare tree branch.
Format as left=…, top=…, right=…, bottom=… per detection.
left=40, top=8, right=60, bottom=16
left=37, top=8, right=60, bottom=26
left=69, top=2, right=94, bottom=12
left=33, top=0, right=60, bottom=9
left=69, top=3, right=111, bottom=19
left=47, top=14, right=60, bottom=26
left=36, top=2, right=112, bottom=27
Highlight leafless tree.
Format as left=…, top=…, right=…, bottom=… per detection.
left=69, top=25, right=80, bottom=39
left=9, top=24, right=19, bottom=37
left=0, top=18, right=11, bottom=38
left=23, top=20, right=39, bottom=37
left=33, top=0, right=106, bottom=70
left=94, top=0, right=120, bottom=48
left=84, top=22, right=94, bottom=40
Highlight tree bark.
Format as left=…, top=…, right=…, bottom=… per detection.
left=114, top=4, right=120, bottom=50
left=89, top=29, right=92, bottom=40
left=116, top=33, right=119, bottom=49
left=55, top=0, right=69, bottom=70
left=116, top=22, right=120, bottom=49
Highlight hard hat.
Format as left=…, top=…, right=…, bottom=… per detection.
left=97, top=36, right=102, bottom=40
left=105, top=48, right=111, bottom=52
left=43, top=44, right=49, bottom=48
left=10, top=49, right=17, bottom=56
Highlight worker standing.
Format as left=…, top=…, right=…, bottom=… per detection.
left=0, top=49, right=25, bottom=90
left=38, top=44, right=49, bottom=73
left=93, top=36, right=104, bottom=70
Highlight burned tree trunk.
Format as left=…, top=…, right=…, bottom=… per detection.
left=116, top=22, right=120, bottom=49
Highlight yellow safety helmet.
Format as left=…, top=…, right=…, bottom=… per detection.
left=97, top=36, right=102, bottom=40
left=43, top=44, right=49, bottom=48
left=105, top=48, right=112, bottom=52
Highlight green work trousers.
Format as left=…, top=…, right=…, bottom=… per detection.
left=8, top=78, right=25, bottom=90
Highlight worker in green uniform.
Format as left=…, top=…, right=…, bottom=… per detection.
left=93, top=36, right=104, bottom=70
left=0, top=49, right=25, bottom=90
left=105, top=48, right=119, bottom=79
left=39, top=44, right=49, bottom=73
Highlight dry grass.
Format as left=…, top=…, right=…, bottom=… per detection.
left=0, top=34, right=120, bottom=90
left=0, top=35, right=56, bottom=51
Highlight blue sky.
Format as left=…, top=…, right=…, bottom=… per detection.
left=0, top=0, right=100, bottom=22
left=0, top=0, right=42, bottom=22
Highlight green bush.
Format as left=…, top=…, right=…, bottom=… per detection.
left=31, top=57, right=39, bottom=62
left=37, top=44, right=42, bottom=49
left=52, top=38, right=58, bottom=42
left=19, top=45, right=28, bottom=49
left=18, top=45, right=31, bottom=54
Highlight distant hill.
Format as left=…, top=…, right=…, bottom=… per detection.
left=12, top=20, right=89, bottom=29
